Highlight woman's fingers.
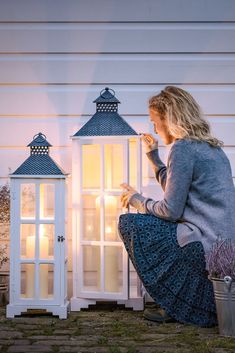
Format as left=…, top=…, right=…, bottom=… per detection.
left=140, top=133, right=159, bottom=152
left=120, top=182, right=129, bottom=190
left=120, top=192, right=129, bottom=208
left=120, top=183, right=135, bottom=192
left=120, top=183, right=138, bottom=208
left=120, top=184, right=130, bottom=207
left=141, top=133, right=158, bottom=146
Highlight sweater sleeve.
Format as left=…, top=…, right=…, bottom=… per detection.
left=146, top=149, right=167, bottom=191
left=129, top=141, right=194, bottom=222
left=146, top=142, right=194, bottom=222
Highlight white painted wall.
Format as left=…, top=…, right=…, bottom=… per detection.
left=1, top=0, right=235, bottom=298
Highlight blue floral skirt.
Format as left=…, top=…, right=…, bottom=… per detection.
left=118, top=213, right=217, bottom=327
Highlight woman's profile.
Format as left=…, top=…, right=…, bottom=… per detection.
left=118, top=86, right=235, bottom=326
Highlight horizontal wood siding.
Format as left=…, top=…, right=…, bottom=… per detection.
left=1, top=54, right=235, bottom=83
left=0, top=86, right=235, bottom=115
left=0, top=0, right=235, bottom=22
left=1, top=23, right=235, bottom=53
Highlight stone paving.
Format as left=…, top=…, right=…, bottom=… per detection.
left=0, top=303, right=235, bottom=353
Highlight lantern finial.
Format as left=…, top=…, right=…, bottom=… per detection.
left=27, top=132, right=52, bottom=156
left=100, top=87, right=116, bottom=100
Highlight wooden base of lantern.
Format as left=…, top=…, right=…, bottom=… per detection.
left=6, top=301, right=69, bottom=319
left=70, top=297, right=144, bottom=311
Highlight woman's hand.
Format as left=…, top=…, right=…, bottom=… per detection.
left=120, top=183, right=138, bottom=208
left=141, top=133, right=159, bottom=152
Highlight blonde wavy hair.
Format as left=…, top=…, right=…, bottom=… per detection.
left=149, top=86, right=224, bottom=147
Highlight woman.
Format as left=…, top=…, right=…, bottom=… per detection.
left=118, top=86, right=235, bottom=327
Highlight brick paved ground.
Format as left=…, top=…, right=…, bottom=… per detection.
left=0, top=303, right=235, bottom=353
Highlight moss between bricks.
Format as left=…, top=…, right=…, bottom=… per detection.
left=1, top=308, right=235, bottom=353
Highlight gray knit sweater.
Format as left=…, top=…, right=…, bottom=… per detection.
left=130, top=138, right=235, bottom=254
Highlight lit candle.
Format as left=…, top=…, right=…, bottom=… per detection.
left=95, top=195, right=119, bottom=292
left=25, top=234, right=49, bottom=298
left=25, top=235, right=35, bottom=297
left=104, top=195, right=118, bottom=241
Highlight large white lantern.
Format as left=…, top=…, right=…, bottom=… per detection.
left=71, top=88, right=144, bottom=310
left=7, top=133, right=69, bottom=319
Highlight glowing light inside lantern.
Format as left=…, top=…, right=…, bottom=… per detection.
left=81, top=142, right=134, bottom=294
left=25, top=235, right=35, bottom=297
left=40, top=184, right=55, bottom=220
left=105, top=226, right=112, bottom=234
left=25, top=233, right=49, bottom=298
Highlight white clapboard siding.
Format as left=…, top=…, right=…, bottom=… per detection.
left=0, top=116, right=235, bottom=176
left=0, top=116, right=148, bottom=146
left=0, top=116, right=235, bottom=147
left=1, top=54, right=235, bottom=84
left=0, top=0, right=235, bottom=22
left=1, top=23, right=235, bottom=53
left=0, top=86, right=235, bottom=116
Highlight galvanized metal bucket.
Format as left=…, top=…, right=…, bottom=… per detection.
left=212, top=276, right=235, bottom=337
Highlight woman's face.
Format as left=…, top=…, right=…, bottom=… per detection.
left=149, top=108, right=175, bottom=145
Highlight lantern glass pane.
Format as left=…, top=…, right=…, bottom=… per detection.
left=83, top=195, right=100, bottom=241
left=40, top=184, right=55, bottom=219
left=104, top=196, right=122, bottom=241
left=20, top=224, right=36, bottom=258
left=39, top=264, right=54, bottom=299
left=20, top=184, right=36, bottom=219
left=104, top=144, right=124, bottom=190
left=20, top=263, right=35, bottom=298
left=82, top=145, right=101, bottom=189
left=39, top=224, right=54, bottom=259
left=129, top=138, right=137, bottom=189
left=20, top=224, right=36, bottom=259
left=104, top=246, right=123, bottom=293
left=83, top=245, right=100, bottom=291
left=129, top=262, right=139, bottom=298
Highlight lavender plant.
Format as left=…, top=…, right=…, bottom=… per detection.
left=207, top=239, right=235, bottom=280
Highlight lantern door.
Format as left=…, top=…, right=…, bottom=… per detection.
left=11, top=178, right=66, bottom=306
left=77, top=138, right=132, bottom=300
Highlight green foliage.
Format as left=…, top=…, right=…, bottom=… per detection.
left=108, top=346, right=122, bottom=353
left=0, top=184, right=10, bottom=268
left=97, top=336, right=108, bottom=345
left=0, top=184, right=10, bottom=224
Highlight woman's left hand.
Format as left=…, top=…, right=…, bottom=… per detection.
left=120, top=183, right=138, bottom=208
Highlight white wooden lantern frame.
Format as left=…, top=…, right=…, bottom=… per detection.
left=71, top=135, right=144, bottom=311
left=7, top=175, right=69, bottom=319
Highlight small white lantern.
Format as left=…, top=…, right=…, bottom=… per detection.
left=71, top=88, right=144, bottom=311
left=7, top=133, right=69, bottom=319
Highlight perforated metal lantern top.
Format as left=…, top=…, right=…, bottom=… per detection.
left=12, top=133, right=66, bottom=176
left=73, top=87, right=138, bottom=137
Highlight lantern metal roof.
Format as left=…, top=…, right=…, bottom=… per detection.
left=73, top=87, right=138, bottom=137
left=12, top=133, right=66, bottom=176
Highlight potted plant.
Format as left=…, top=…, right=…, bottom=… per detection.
left=0, top=184, right=10, bottom=306
left=207, top=238, right=235, bottom=337
left=0, top=244, right=9, bottom=305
